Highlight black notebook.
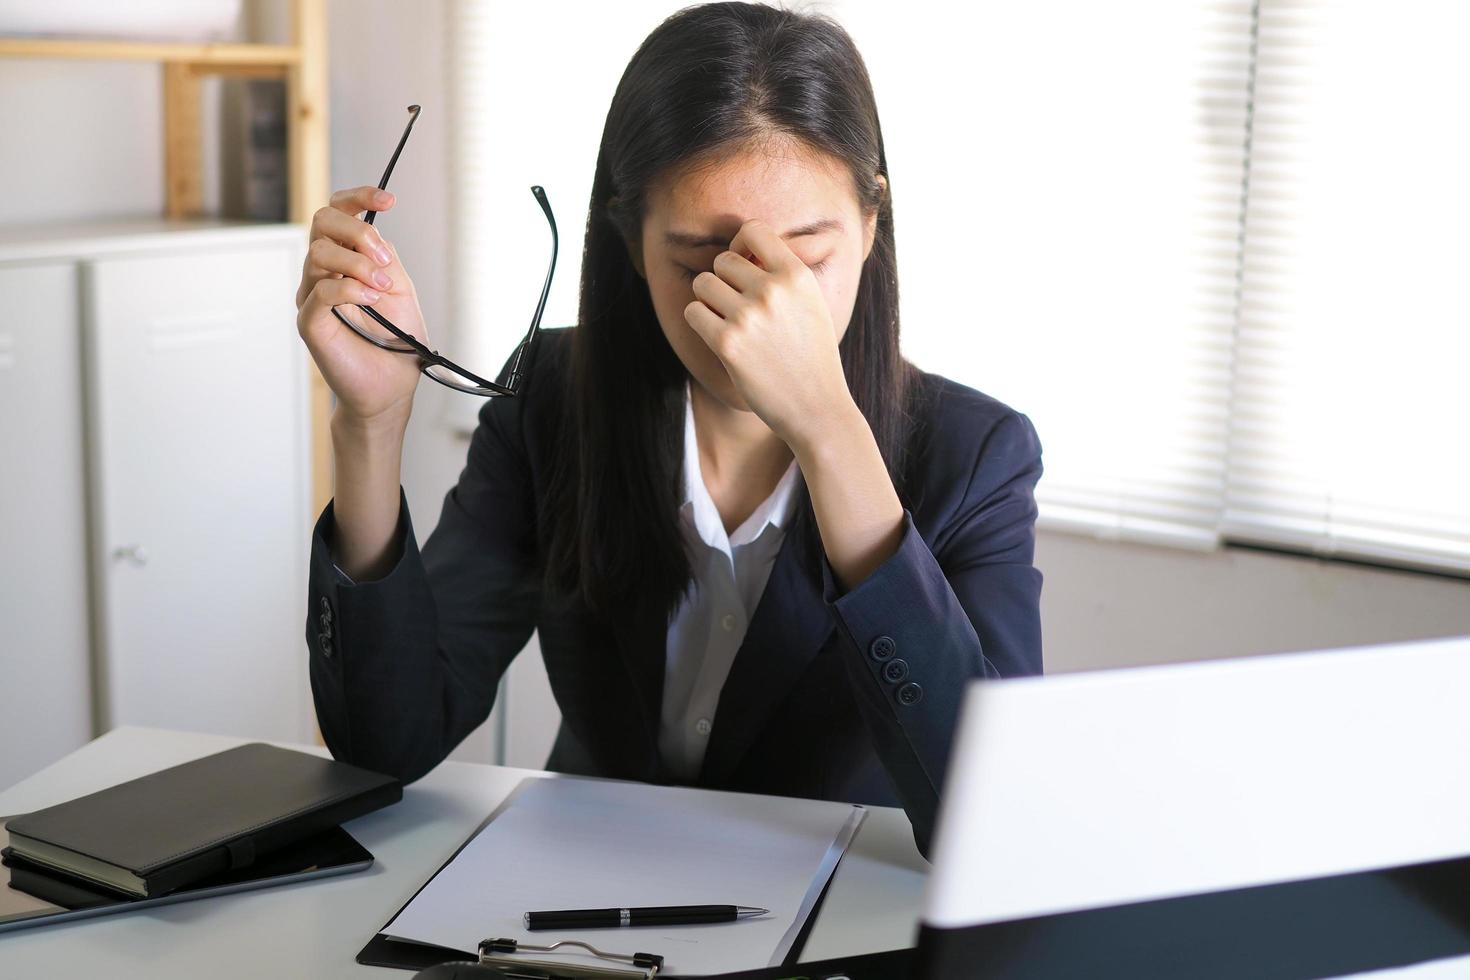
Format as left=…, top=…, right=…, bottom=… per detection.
left=1, top=742, right=401, bottom=899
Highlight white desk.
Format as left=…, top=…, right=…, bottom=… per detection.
left=0, top=726, right=928, bottom=977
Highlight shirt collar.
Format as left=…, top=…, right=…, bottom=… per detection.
left=681, top=382, right=801, bottom=556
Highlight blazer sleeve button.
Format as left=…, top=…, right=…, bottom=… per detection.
left=882, top=658, right=910, bottom=684
left=318, top=632, right=334, bottom=658
left=896, top=682, right=923, bottom=706
left=869, top=635, right=896, bottom=662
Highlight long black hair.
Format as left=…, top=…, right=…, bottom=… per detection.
left=544, top=0, right=927, bottom=625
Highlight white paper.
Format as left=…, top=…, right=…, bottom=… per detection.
left=382, top=774, right=866, bottom=976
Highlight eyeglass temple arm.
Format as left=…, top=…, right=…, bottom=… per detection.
left=502, top=185, right=559, bottom=389
left=362, top=104, right=421, bottom=229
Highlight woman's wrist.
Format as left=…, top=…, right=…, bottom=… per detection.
left=331, top=402, right=411, bottom=447
left=329, top=406, right=408, bottom=582
left=793, top=398, right=906, bottom=592
left=787, top=391, right=868, bottom=465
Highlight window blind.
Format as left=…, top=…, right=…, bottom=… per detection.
left=1224, top=0, right=1470, bottom=575
left=851, top=0, right=1255, bottom=549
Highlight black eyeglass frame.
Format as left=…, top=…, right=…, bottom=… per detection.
left=331, top=103, right=557, bottom=396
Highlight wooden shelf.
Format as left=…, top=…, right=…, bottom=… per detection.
left=0, top=0, right=335, bottom=576
left=0, top=37, right=300, bottom=67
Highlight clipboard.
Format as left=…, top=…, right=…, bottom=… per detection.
left=361, top=934, right=666, bottom=978
left=356, top=856, right=839, bottom=977
left=355, top=781, right=848, bottom=977
left=358, top=934, right=914, bottom=979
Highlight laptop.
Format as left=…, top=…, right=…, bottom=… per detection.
left=702, top=634, right=1470, bottom=980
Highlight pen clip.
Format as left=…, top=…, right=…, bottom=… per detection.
left=476, top=937, right=664, bottom=979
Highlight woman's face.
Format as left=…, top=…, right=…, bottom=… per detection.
left=629, top=137, right=883, bottom=413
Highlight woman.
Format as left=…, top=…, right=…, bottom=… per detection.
left=294, top=1, right=1043, bottom=860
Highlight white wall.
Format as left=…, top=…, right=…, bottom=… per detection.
left=1037, top=532, right=1470, bottom=673
left=6, top=0, right=1469, bottom=779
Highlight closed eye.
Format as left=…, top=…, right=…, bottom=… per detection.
left=678, top=258, right=831, bottom=281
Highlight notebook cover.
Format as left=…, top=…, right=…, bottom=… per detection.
left=5, top=852, right=121, bottom=908
left=6, top=742, right=401, bottom=898
left=2, top=822, right=371, bottom=909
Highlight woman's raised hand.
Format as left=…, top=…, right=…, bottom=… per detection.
left=295, top=185, right=428, bottom=432
left=682, top=218, right=854, bottom=456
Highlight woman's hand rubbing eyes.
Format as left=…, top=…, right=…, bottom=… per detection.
left=682, top=218, right=852, bottom=455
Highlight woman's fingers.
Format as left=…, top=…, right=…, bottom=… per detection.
left=683, top=299, right=727, bottom=353
left=307, top=235, right=394, bottom=294
left=313, top=204, right=394, bottom=266
left=328, top=184, right=395, bottom=218
left=298, top=202, right=400, bottom=309
left=311, top=269, right=381, bottom=311
left=726, top=219, right=797, bottom=278
left=691, top=268, right=742, bottom=319
left=298, top=274, right=383, bottom=343
left=710, top=248, right=763, bottom=293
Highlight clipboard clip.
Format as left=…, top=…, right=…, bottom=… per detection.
left=473, top=937, right=665, bottom=979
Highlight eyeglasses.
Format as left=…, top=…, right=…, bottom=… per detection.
left=331, top=104, right=557, bottom=396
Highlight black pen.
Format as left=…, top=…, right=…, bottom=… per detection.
left=524, top=904, right=770, bottom=930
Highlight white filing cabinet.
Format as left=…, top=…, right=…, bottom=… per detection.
left=0, top=219, right=313, bottom=788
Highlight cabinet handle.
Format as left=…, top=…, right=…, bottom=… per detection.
left=112, top=545, right=149, bottom=567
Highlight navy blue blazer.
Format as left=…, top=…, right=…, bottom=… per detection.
left=306, top=326, right=1044, bottom=859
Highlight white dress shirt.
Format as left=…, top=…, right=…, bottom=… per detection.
left=658, top=383, right=802, bottom=781
left=332, top=383, right=803, bottom=784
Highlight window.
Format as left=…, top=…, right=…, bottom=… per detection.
left=1224, top=0, right=1470, bottom=574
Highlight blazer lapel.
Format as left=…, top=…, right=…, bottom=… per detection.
left=697, top=521, right=835, bottom=786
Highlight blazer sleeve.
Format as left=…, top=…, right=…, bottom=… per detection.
left=305, top=389, right=541, bottom=785
left=820, top=408, right=1044, bottom=860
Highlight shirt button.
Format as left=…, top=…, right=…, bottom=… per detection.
left=695, top=718, right=712, bottom=736
left=721, top=614, right=736, bottom=632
